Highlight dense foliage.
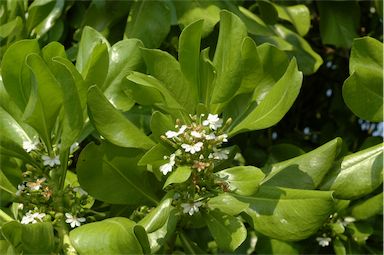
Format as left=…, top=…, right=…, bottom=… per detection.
left=0, top=0, right=382, bottom=254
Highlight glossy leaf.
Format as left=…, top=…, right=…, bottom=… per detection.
left=174, top=0, right=221, bottom=37
left=23, top=53, right=63, bottom=149
left=138, top=143, right=173, bottom=166
left=76, top=26, right=110, bottom=76
left=207, top=193, right=248, bottom=216
left=2, top=221, right=55, bottom=254
left=141, top=48, right=197, bottom=112
left=229, top=58, right=302, bottom=136
left=317, top=1, right=360, bottom=48
left=350, top=193, right=383, bottom=220
left=103, top=39, right=144, bottom=111
left=1, top=39, right=40, bottom=111
left=211, top=10, right=247, bottom=105
left=261, top=138, right=342, bottom=189
left=0, top=170, right=17, bottom=197
left=87, top=86, right=154, bottom=149
left=0, top=106, right=32, bottom=147
left=215, top=166, right=265, bottom=196
left=238, top=186, right=335, bottom=241
left=320, top=143, right=383, bottom=200
left=179, top=20, right=203, bottom=97
left=342, top=37, right=383, bottom=121
left=150, top=111, right=174, bottom=142
left=0, top=136, right=37, bottom=168
left=124, top=0, right=171, bottom=48
left=70, top=217, right=146, bottom=254
left=204, top=210, right=247, bottom=251
left=256, top=237, right=299, bottom=255
left=163, top=166, right=192, bottom=188
left=273, top=3, right=310, bottom=36
left=139, top=198, right=178, bottom=252
left=76, top=142, right=160, bottom=205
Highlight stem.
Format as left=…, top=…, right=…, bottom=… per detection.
left=63, top=231, right=78, bottom=255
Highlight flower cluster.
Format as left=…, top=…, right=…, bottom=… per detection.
left=16, top=138, right=89, bottom=228
left=160, top=114, right=231, bottom=216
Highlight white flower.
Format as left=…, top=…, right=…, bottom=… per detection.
left=65, top=213, right=86, bottom=228
left=209, top=148, right=229, bottom=160
left=70, top=142, right=79, bottom=154
left=21, top=211, right=46, bottom=224
left=341, top=216, right=356, bottom=226
left=42, top=155, right=61, bottom=167
left=26, top=177, right=46, bottom=191
left=16, top=183, right=26, bottom=196
left=191, top=131, right=202, bottom=138
left=181, top=142, right=203, bottom=154
left=203, top=114, right=223, bottom=130
left=181, top=201, right=203, bottom=216
left=160, top=154, right=176, bottom=175
left=218, top=134, right=228, bottom=142
left=316, top=235, right=332, bottom=247
left=73, top=186, right=88, bottom=196
left=23, top=140, right=38, bottom=152
left=205, top=133, right=216, bottom=140
left=165, top=125, right=187, bottom=139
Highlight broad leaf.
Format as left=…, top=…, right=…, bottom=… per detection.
left=350, top=193, right=383, bottom=220
left=70, top=217, right=146, bottom=254
left=207, top=193, right=248, bottom=216
left=317, top=1, right=360, bottom=48
left=342, top=37, right=383, bottom=121
left=320, top=143, right=383, bottom=200
left=141, top=48, right=198, bottom=112
left=0, top=106, right=32, bottom=147
left=103, top=39, right=144, bottom=111
left=215, top=166, right=265, bottom=196
left=150, top=111, right=174, bottom=142
left=139, top=198, right=178, bottom=252
left=2, top=221, right=55, bottom=254
left=1, top=39, right=40, bottom=111
left=204, top=210, right=247, bottom=251
left=76, top=142, right=160, bottom=205
left=238, top=186, right=335, bottom=241
left=23, top=53, right=63, bottom=150
left=261, top=138, right=342, bottom=189
left=256, top=237, right=299, bottom=255
left=273, top=2, right=310, bottom=36
left=0, top=136, right=38, bottom=168
left=229, top=58, right=302, bottom=136
left=87, top=86, right=154, bottom=149
left=163, top=166, right=192, bottom=188
left=124, top=0, right=171, bottom=48
left=179, top=20, right=203, bottom=98
left=211, top=10, right=248, bottom=105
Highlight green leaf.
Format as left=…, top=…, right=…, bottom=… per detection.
left=163, top=166, right=192, bottom=188
left=261, top=138, right=342, bottom=189
left=0, top=106, right=32, bottom=147
left=207, top=193, right=248, bottom=216
left=350, top=193, right=383, bottom=220
left=273, top=3, right=310, bottom=36
left=2, top=221, right=55, bottom=254
left=70, top=217, right=146, bottom=254
left=199, top=48, right=216, bottom=105
left=141, top=48, right=198, bottom=112
left=1, top=39, right=40, bottom=111
left=23, top=53, right=63, bottom=150
left=0, top=170, right=17, bottom=197
left=174, top=1, right=221, bottom=37
left=342, top=37, right=383, bottom=121
left=76, top=26, right=110, bottom=89
left=138, top=143, right=173, bottom=166
left=204, top=209, right=247, bottom=251
left=256, top=236, right=299, bottom=255
left=265, top=143, right=305, bottom=164
left=76, top=142, right=160, bottom=205
left=215, top=166, right=265, bottom=196
left=179, top=20, right=203, bottom=97
left=124, top=0, right=171, bottom=48
left=346, top=222, right=373, bottom=245
left=139, top=198, right=178, bottom=252
left=211, top=10, right=248, bottom=105
left=317, top=1, right=360, bottom=48
left=333, top=238, right=346, bottom=255
left=320, top=143, right=383, bottom=200
left=150, top=111, right=174, bottom=142
left=257, top=0, right=278, bottom=25
left=239, top=186, right=335, bottom=241
left=124, top=71, right=185, bottom=116
left=229, top=58, right=302, bottom=136
left=87, top=86, right=154, bottom=149
left=0, top=136, right=38, bottom=168
left=103, top=39, right=144, bottom=111
left=51, top=57, right=83, bottom=151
